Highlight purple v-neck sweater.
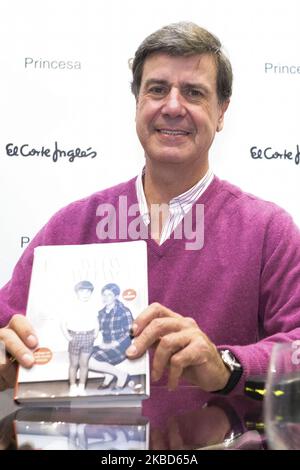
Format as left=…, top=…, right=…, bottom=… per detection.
left=1, top=175, right=300, bottom=395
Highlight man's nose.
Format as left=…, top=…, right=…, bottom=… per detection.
left=161, top=88, right=186, bottom=118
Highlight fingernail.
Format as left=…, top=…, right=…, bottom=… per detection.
left=26, top=335, right=37, bottom=347
left=126, top=344, right=137, bottom=356
left=130, top=323, right=138, bottom=337
left=22, top=353, right=34, bottom=367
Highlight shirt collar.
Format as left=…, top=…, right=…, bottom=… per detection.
left=135, top=167, right=213, bottom=225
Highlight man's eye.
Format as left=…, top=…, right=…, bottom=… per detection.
left=186, top=89, right=202, bottom=97
left=148, top=86, right=165, bottom=95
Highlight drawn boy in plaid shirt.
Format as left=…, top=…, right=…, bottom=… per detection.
left=89, top=283, right=134, bottom=389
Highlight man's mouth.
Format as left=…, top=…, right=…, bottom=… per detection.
left=155, top=128, right=191, bottom=136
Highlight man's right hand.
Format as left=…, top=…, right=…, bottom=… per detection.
left=0, top=360, right=17, bottom=391
left=0, top=314, right=38, bottom=367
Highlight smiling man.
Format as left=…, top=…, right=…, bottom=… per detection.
left=134, top=49, right=228, bottom=245
left=1, top=22, right=300, bottom=396
left=136, top=53, right=227, bottom=168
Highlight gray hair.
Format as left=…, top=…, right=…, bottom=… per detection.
left=130, top=21, right=232, bottom=103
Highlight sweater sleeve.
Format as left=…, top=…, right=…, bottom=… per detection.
left=218, top=207, right=300, bottom=396
left=0, top=205, right=78, bottom=327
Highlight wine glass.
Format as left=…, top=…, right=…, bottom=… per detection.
left=264, top=341, right=300, bottom=449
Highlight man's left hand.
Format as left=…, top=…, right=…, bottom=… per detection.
left=126, top=302, right=230, bottom=392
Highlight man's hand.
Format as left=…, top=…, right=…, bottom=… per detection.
left=0, top=360, right=17, bottom=391
left=126, top=303, right=230, bottom=392
left=151, top=404, right=231, bottom=450
left=0, top=314, right=38, bottom=367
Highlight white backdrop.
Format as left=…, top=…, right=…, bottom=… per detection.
left=0, top=0, right=299, bottom=287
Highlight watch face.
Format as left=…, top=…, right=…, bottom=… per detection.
left=215, top=350, right=243, bottom=394
left=221, top=350, right=241, bottom=371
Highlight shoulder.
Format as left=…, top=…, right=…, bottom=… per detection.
left=50, top=177, right=137, bottom=223
left=210, top=176, right=300, bottom=254
left=212, top=175, right=296, bottom=227
left=41, top=176, right=137, bottom=244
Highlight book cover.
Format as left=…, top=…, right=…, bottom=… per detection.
left=15, top=241, right=149, bottom=407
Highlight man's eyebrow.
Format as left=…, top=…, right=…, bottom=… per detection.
left=143, top=78, right=211, bottom=93
left=143, top=79, right=169, bottom=88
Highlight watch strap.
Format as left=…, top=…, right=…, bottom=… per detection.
left=213, top=350, right=243, bottom=395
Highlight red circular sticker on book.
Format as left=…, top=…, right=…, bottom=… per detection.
left=33, top=347, right=52, bottom=365
left=122, top=289, right=137, bottom=301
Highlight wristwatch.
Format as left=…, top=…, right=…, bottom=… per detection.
left=214, top=349, right=243, bottom=395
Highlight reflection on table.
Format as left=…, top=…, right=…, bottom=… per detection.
left=0, top=359, right=265, bottom=450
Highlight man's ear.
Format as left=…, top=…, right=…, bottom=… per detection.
left=216, top=99, right=230, bottom=132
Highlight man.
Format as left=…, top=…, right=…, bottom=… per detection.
left=0, top=22, right=300, bottom=396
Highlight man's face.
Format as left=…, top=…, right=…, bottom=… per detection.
left=135, top=53, right=229, bottom=167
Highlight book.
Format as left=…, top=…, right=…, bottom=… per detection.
left=14, top=407, right=149, bottom=450
left=15, top=241, right=149, bottom=407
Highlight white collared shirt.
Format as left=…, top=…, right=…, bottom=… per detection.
left=135, top=167, right=214, bottom=245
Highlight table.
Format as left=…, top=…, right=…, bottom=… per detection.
left=0, top=361, right=265, bottom=450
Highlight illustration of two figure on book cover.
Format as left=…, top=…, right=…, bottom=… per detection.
left=61, top=281, right=144, bottom=397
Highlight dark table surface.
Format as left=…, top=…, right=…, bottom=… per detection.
left=0, top=360, right=265, bottom=450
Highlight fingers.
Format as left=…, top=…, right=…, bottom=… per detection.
left=168, top=341, right=208, bottom=390
left=0, top=329, right=34, bottom=367
left=0, top=314, right=38, bottom=368
left=126, top=302, right=214, bottom=391
left=151, top=331, right=191, bottom=382
left=0, top=362, right=17, bottom=390
left=126, top=316, right=185, bottom=359
left=131, top=303, right=181, bottom=336
left=8, top=314, right=38, bottom=349
left=150, top=427, right=168, bottom=450
left=3, top=362, right=17, bottom=388
left=167, top=416, right=186, bottom=450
